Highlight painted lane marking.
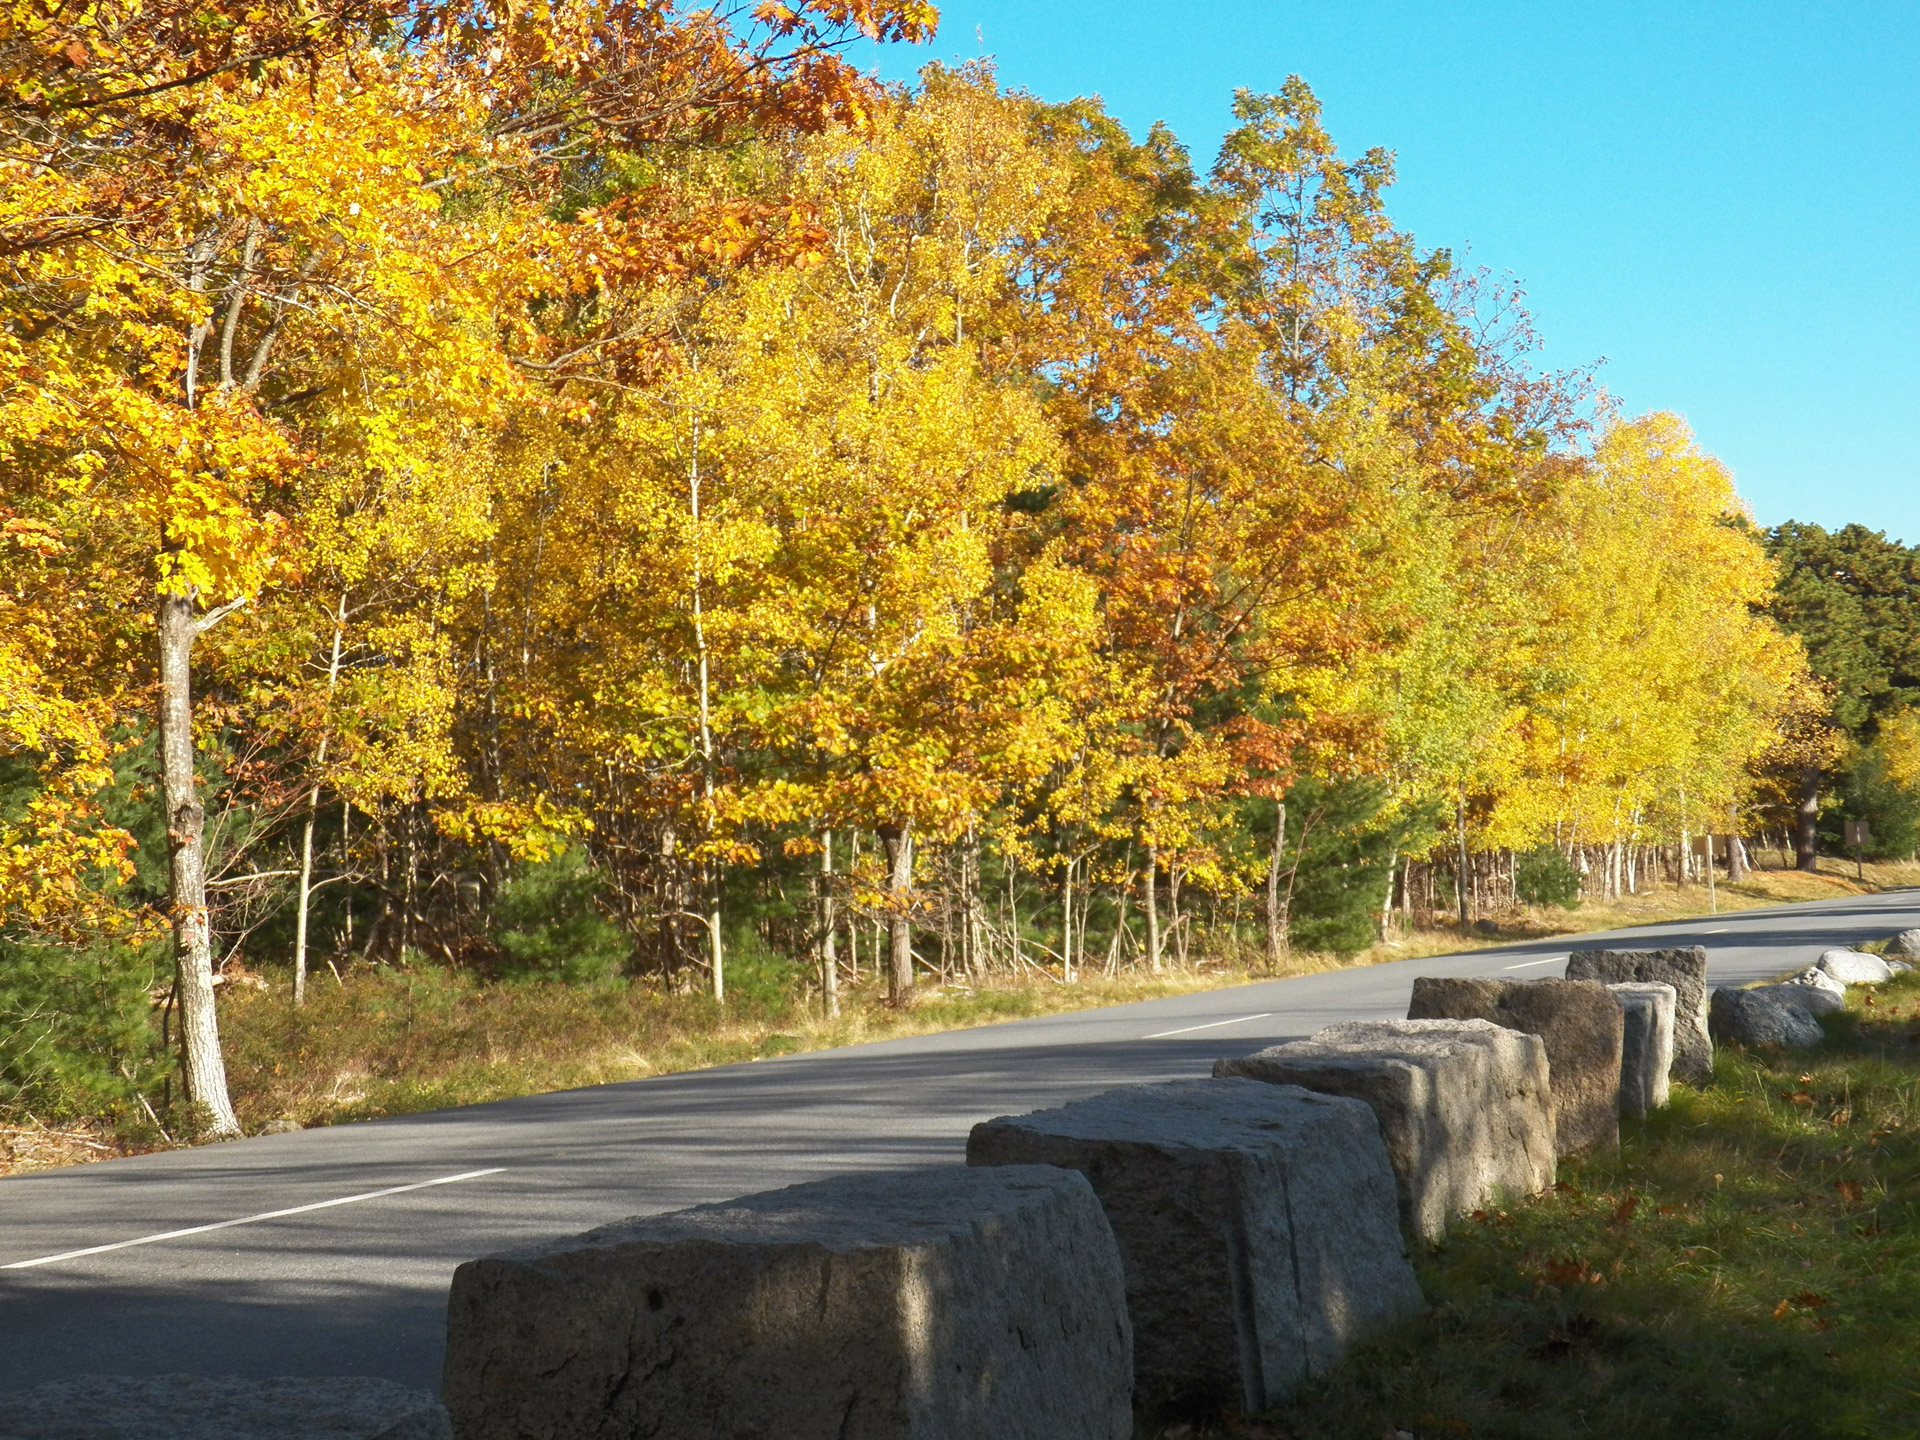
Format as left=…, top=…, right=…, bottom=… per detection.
left=1505, top=957, right=1565, bottom=971
left=2, top=1168, right=506, bottom=1271
left=1143, top=1013, right=1274, bottom=1039
left=1701, top=927, right=1730, bottom=933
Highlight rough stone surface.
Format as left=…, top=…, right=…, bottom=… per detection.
left=1710, top=986, right=1824, bottom=1050
left=1215, top=1018, right=1554, bottom=1243
left=1767, top=970, right=1849, bottom=1015
left=1564, top=947, right=1712, bottom=1083
left=1893, top=928, right=1920, bottom=961
left=1816, top=949, right=1895, bottom=985
left=1891, top=959, right=1915, bottom=975
left=967, top=1079, right=1421, bottom=1418
left=0, top=1375, right=449, bottom=1440
left=1791, top=966, right=1848, bottom=997
left=1406, top=977, right=1624, bottom=1157
left=442, top=1166, right=1131, bottom=1440
left=1608, top=983, right=1675, bottom=1118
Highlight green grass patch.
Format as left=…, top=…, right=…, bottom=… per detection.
left=1231, top=971, right=1920, bottom=1440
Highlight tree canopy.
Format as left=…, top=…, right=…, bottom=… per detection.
left=0, top=8, right=1857, bottom=1131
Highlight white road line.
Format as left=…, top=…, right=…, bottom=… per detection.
left=1143, top=1013, right=1273, bottom=1039
left=1701, top=926, right=1730, bottom=933
left=1505, top=957, right=1565, bottom=970
left=2, top=1168, right=506, bottom=1271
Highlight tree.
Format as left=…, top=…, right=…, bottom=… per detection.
left=1763, top=522, right=1920, bottom=867
left=4, top=0, right=941, bottom=1125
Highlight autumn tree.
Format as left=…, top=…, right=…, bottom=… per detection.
left=4, top=0, right=940, bottom=1126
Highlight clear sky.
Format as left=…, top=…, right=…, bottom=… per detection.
left=861, top=1, right=1920, bottom=542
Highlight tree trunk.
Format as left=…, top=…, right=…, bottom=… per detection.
left=819, top=829, right=839, bottom=1018
left=1264, top=802, right=1288, bottom=966
left=1727, top=833, right=1750, bottom=882
left=1144, top=841, right=1162, bottom=973
left=879, top=822, right=913, bottom=1005
left=1106, top=871, right=1132, bottom=976
left=964, top=824, right=983, bottom=978
left=293, top=593, right=348, bottom=1008
left=1061, top=855, right=1076, bottom=983
left=1455, top=796, right=1471, bottom=927
left=704, top=864, right=725, bottom=1003
left=1170, top=866, right=1188, bottom=968
left=1795, top=767, right=1821, bottom=871
left=688, top=412, right=724, bottom=1000
left=157, top=591, right=242, bottom=1139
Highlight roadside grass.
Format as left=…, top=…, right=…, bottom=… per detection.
left=6, top=856, right=1914, bottom=1173
left=217, top=856, right=1911, bottom=1137
left=210, top=962, right=1324, bottom=1134
left=1231, top=970, right=1920, bottom=1440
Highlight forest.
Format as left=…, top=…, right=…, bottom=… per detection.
left=4, top=0, right=1917, bottom=1142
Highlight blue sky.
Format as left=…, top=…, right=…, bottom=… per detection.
left=862, top=1, right=1920, bottom=542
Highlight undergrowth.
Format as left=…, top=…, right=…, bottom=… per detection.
left=7, top=855, right=1916, bottom=1168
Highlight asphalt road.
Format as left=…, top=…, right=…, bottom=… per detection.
left=2, top=886, right=1914, bottom=1398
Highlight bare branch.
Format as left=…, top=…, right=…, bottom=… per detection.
left=194, top=595, right=251, bottom=636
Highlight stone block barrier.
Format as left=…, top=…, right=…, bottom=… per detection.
left=1216, top=1018, right=1554, bottom=1243
left=1565, top=947, right=1712, bottom=1082
left=967, top=1078, right=1421, bottom=1418
left=440, top=1166, right=1132, bottom=1440
left=1608, top=982, right=1675, bottom=1118
left=1407, top=977, right=1624, bottom=1157
left=0, top=1376, right=449, bottom=1440
left=1709, top=985, right=1824, bottom=1050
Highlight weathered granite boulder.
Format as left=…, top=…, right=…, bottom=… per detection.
left=1407, top=977, right=1624, bottom=1157
left=441, top=1166, right=1131, bottom=1440
left=1215, top=1018, right=1554, bottom=1243
left=1565, top=947, right=1712, bottom=1083
left=0, top=1376, right=449, bottom=1440
left=1893, top=928, right=1920, bottom=961
left=967, top=1079, right=1421, bottom=1418
left=1891, top=958, right=1915, bottom=974
left=1608, top=983, right=1675, bottom=1118
left=1768, top=969, right=1848, bottom=1015
left=1816, top=949, right=1894, bottom=985
left=1709, top=986, right=1824, bottom=1051
left=1793, top=965, right=1848, bottom=996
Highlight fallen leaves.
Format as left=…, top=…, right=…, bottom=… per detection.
left=1773, top=1289, right=1832, bottom=1320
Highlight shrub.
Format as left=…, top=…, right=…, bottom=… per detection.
left=488, top=848, right=631, bottom=984
left=1281, top=778, right=1441, bottom=957
left=1824, top=744, right=1920, bottom=860
left=1515, top=844, right=1583, bottom=908
left=0, top=936, right=170, bottom=1125
left=720, top=920, right=803, bottom=1011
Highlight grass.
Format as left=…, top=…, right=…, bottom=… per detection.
left=6, top=853, right=1915, bottom=1176
left=210, top=963, right=1273, bottom=1133
left=1204, top=969, right=1920, bottom=1440
left=219, top=854, right=1918, bottom=1136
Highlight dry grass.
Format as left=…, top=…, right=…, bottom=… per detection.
left=214, top=963, right=1298, bottom=1133
left=15, top=855, right=1916, bottom=1165
left=0, top=1119, right=152, bottom=1177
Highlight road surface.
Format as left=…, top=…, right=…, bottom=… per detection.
left=2, top=887, right=1912, bottom=1396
